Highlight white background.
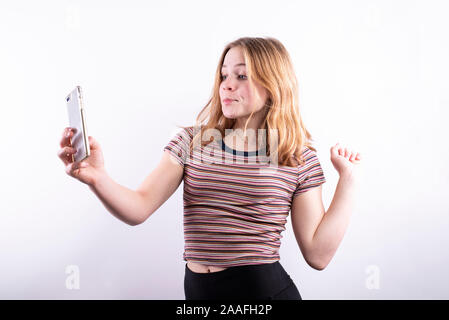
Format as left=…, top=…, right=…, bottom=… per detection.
left=0, top=0, right=448, bottom=299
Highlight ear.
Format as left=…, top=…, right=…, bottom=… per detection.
left=264, top=97, right=272, bottom=108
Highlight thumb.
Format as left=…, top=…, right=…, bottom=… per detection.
left=331, top=142, right=340, bottom=157
left=88, top=136, right=101, bottom=150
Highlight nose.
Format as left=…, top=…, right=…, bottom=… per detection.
left=222, top=78, right=236, bottom=91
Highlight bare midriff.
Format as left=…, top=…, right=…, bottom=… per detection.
left=187, top=261, right=228, bottom=273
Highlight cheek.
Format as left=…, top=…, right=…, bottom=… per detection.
left=240, top=87, right=251, bottom=100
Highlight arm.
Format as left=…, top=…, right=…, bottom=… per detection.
left=89, top=150, right=184, bottom=226
left=89, top=171, right=147, bottom=226
left=291, top=174, right=357, bottom=270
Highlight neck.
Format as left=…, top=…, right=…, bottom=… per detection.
left=231, top=106, right=268, bottom=132
left=227, top=122, right=267, bottom=151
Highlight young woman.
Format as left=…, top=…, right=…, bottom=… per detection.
left=58, top=37, right=362, bottom=300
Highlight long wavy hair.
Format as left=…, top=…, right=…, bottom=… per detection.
left=179, top=36, right=317, bottom=167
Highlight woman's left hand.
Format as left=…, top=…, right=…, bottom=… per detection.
left=330, top=143, right=362, bottom=180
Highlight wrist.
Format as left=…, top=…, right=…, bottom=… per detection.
left=339, top=171, right=356, bottom=185
left=90, top=168, right=109, bottom=190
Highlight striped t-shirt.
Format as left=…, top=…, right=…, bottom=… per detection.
left=163, top=126, right=326, bottom=267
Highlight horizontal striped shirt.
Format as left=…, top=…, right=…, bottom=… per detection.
left=164, top=126, right=326, bottom=267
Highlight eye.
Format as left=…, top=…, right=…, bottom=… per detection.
left=220, top=74, right=247, bottom=80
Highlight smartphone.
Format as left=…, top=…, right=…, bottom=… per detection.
left=65, top=86, right=90, bottom=163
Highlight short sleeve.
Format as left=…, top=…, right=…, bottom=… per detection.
left=293, top=148, right=326, bottom=197
left=163, top=127, right=193, bottom=167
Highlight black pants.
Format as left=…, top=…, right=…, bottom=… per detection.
left=184, top=261, right=302, bottom=300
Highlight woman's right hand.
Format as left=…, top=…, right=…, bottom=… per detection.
left=57, top=127, right=106, bottom=187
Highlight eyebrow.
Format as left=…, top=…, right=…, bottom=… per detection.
left=221, top=63, right=246, bottom=69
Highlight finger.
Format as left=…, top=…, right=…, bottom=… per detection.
left=331, top=143, right=340, bottom=157
left=349, top=152, right=355, bottom=162
left=334, top=143, right=343, bottom=156
left=65, top=162, right=75, bottom=175
left=66, top=160, right=85, bottom=176
left=60, top=127, right=73, bottom=148
left=58, top=146, right=76, bottom=165
left=344, top=148, right=349, bottom=158
left=351, top=152, right=362, bottom=164
left=57, top=145, right=76, bottom=159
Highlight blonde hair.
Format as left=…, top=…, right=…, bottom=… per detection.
left=179, top=36, right=317, bottom=167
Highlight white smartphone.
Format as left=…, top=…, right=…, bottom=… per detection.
left=66, top=86, right=90, bottom=163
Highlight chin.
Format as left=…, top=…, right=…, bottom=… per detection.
left=222, top=109, right=237, bottom=119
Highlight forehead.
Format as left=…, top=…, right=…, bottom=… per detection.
left=222, top=46, right=246, bottom=69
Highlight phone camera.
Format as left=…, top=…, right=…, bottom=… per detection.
left=66, top=96, right=70, bottom=102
